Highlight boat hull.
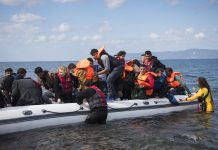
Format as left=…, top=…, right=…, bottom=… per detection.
left=0, top=96, right=197, bottom=135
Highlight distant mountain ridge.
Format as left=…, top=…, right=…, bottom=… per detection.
left=126, top=49, right=218, bottom=60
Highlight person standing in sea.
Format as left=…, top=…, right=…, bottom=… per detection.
left=181, top=77, right=215, bottom=113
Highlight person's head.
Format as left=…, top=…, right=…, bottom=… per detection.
left=34, top=67, right=44, bottom=77
left=58, top=66, right=68, bottom=77
left=17, top=68, right=27, bottom=77
left=84, top=80, right=94, bottom=89
left=68, top=63, right=76, bottom=73
left=198, top=77, right=211, bottom=91
left=117, top=50, right=126, bottom=60
left=144, top=50, right=152, bottom=60
left=139, top=64, right=146, bottom=75
left=4, top=68, right=13, bottom=76
left=87, top=57, right=94, bottom=66
left=165, top=67, right=173, bottom=77
left=90, top=49, right=98, bottom=60
left=133, top=59, right=141, bottom=67
left=155, top=68, right=164, bottom=77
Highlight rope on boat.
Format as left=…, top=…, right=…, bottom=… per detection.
left=41, top=106, right=84, bottom=114
left=108, top=102, right=138, bottom=110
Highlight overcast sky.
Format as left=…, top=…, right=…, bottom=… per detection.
left=0, top=0, right=218, bottom=61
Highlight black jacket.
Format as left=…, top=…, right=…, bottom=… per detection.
left=1, top=75, right=14, bottom=92
left=11, top=78, right=44, bottom=106
left=149, top=56, right=165, bottom=72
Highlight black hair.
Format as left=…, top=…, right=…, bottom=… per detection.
left=117, top=50, right=126, bottom=56
left=34, top=67, right=43, bottom=74
left=5, top=68, right=13, bottom=73
left=139, top=64, right=146, bottom=68
left=17, top=68, right=27, bottom=74
left=132, top=59, right=141, bottom=67
left=84, top=80, right=94, bottom=87
left=87, top=57, right=94, bottom=63
left=68, top=63, right=76, bottom=70
left=154, top=68, right=164, bottom=73
left=90, top=49, right=98, bottom=55
left=145, top=50, right=152, bottom=56
left=165, top=67, right=173, bottom=77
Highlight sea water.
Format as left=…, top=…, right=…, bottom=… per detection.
left=0, top=59, right=217, bottom=150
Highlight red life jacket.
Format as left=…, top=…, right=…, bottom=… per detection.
left=57, top=73, right=73, bottom=94
left=166, top=72, right=182, bottom=88
left=88, top=85, right=107, bottom=109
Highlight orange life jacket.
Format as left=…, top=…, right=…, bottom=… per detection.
left=137, top=72, right=154, bottom=96
left=122, top=60, right=134, bottom=79
left=166, top=72, right=182, bottom=88
left=85, top=66, right=94, bottom=80
left=74, top=66, right=94, bottom=80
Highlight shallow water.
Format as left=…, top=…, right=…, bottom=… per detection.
left=0, top=109, right=217, bottom=150
left=0, top=59, right=218, bottom=150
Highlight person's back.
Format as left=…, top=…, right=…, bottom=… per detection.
left=12, top=78, right=44, bottom=106
left=76, top=80, right=107, bottom=124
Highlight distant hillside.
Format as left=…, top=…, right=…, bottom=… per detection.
left=126, top=49, right=218, bottom=60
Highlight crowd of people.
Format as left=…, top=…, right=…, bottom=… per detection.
left=0, top=47, right=215, bottom=124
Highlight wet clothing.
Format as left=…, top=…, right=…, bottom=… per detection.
left=76, top=85, right=107, bottom=124
left=144, top=56, right=165, bottom=72
left=54, top=73, right=78, bottom=103
left=11, top=78, right=44, bottom=106
left=187, top=88, right=214, bottom=112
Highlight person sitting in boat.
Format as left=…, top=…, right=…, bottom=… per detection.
left=121, top=59, right=140, bottom=99
left=34, top=67, right=56, bottom=104
left=180, top=77, right=214, bottom=113
left=68, top=63, right=76, bottom=75
left=132, top=64, right=155, bottom=99
left=115, top=50, right=126, bottom=64
left=143, top=50, right=165, bottom=72
left=0, top=68, right=15, bottom=106
left=76, top=80, right=107, bottom=124
left=11, top=77, right=44, bottom=106
left=54, top=66, right=79, bottom=103
left=165, top=67, right=191, bottom=95
left=153, top=68, right=168, bottom=98
left=90, top=46, right=124, bottom=101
